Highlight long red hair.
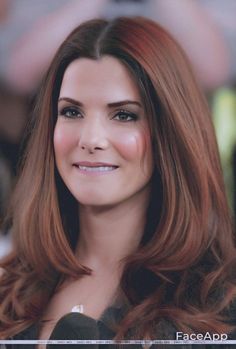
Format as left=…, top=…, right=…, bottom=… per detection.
left=0, top=17, right=236, bottom=339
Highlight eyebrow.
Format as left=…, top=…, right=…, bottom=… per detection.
left=58, top=97, right=143, bottom=108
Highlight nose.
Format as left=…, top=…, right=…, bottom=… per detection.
left=78, top=117, right=108, bottom=153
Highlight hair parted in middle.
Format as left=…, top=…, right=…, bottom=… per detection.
left=1, top=16, right=236, bottom=339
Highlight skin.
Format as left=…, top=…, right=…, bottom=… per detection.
left=54, top=55, right=154, bottom=266
left=54, top=56, right=153, bottom=209
left=38, top=56, right=154, bottom=345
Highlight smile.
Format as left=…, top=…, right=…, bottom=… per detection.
left=73, top=162, right=119, bottom=175
left=78, top=165, right=117, bottom=172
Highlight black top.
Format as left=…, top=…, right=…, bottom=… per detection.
left=5, top=304, right=236, bottom=349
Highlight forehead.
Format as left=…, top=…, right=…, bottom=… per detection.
left=59, top=55, right=142, bottom=102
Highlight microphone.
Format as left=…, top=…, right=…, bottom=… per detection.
left=47, top=312, right=99, bottom=349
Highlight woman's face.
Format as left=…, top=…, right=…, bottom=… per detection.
left=54, top=55, right=153, bottom=207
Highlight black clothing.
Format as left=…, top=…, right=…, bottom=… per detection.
left=5, top=305, right=236, bottom=349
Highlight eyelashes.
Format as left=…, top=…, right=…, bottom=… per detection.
left=112, top=110, right=138, bottom=122
left=58, top=106, right=81, bottom=119
left=58, top=106, right=139, bottom=122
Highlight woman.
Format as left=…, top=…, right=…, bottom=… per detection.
left=0, top=16, right=236, bottom=345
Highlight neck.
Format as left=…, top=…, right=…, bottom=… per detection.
left=76, top=187, right=150, bottom=272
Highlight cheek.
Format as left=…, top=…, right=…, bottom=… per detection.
left=53, top=123, right=75, bottom=157
left=114, top=127, right=152, bottom=164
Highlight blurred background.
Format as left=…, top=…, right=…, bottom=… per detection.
left=0, top=0, right=235, bottom=257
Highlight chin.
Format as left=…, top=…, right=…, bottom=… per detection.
left=78, top=200, right=118, bottom=210
left=74, top=192, right=115, bottom=207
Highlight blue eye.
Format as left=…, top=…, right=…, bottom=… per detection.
left=59, top=107, right=82, bottom=119
left=113, top=110, right=138, bottom=122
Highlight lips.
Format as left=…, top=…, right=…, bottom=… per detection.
left=73, top=162, right=119, bottom=173
left=78, top=165, right=116, bottom=172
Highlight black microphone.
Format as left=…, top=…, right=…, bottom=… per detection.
left=47, top=312, right=99, bottom=348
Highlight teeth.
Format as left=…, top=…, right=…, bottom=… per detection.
left=78, top=165, right=116, bottom=172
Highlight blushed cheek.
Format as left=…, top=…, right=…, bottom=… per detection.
left=114, top=128, right=152, bottom=163
left=53, top=123, right=75, bottom=157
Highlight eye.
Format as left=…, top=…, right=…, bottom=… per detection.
left=113, top=110, right=138, bottom=122
left=58, top=106, right=82, bottom=119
